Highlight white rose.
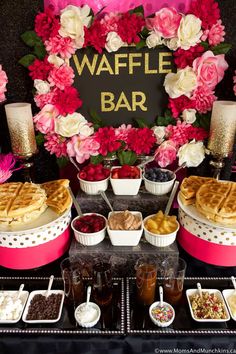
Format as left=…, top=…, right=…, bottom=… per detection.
left=79, top=123, right=94, bottom=137
left=146, top=32, right=162, bottom=49
left=34, top=79, right=50, bottom=95
left=48, top=55, right=64, bottom=67
left=178, top=140, right=205, bottom=167
left=105, top=32, right=124, bottom=52
left=59, top=5, right=92, bottom=49
left=55, top=113, right=92, bottom=137
left=177, top=14, right=202, bottom=50
left=164, top=67, right=197, bottom=98
left=151, top=126, right=166, bottom=144
left=182, top=109, right=197, bottom=124
left=164, top=37, right=179, bottom=51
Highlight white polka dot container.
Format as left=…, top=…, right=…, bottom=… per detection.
left=0, top=207, right=71, bottom=270
left=178, top=200, right=236, bottom=267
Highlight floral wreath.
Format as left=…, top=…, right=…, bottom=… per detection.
left=19, top=0, right=231, bottom=168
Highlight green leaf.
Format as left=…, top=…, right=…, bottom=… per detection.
left=200, top=41, right=209, bottom=50
left=156, top=114, right=176, bottom=127
left=136, top=39, right=146, bottom=50
left=117, top=151, right=137, bottom=165
left=21, top=31, right=41, bottom=47
left=133, top=117, right=149, bottom=128
left=33, top=44, right=46, bottom=60
left=140, top=27, right=149, bottom=39
left=57, top=156, right=69, bottom=168
left=90, top=154, right=104, bottom=165
left=18, top=54, right=36, bottom=68
left=89, top=108, right=104, bottom=130
left=35, top=133, right=44, bottom=146
left=129, top=5, right=144, bottom=15
left=211, top=43, right=232, bottom=55
left=193, top=112, right=211, bottom=131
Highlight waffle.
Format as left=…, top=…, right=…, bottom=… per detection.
left=0, top=182, right=47, bottom=225
left=41, top=180, right=71, bottom=214
left=179, top=176, right=215, bottom=205
left=196, top=180, right=236, bottom=224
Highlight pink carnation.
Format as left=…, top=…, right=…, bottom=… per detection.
left=202, top=20, right=225, bottom=46
left=44, top=133, right=67, bottom=158
left=100, top=12, right=121, bottom=33
left=192, top=84, right=217, bottom=113
left=115, top=124, right=134, bottom=143
left=67, top=135, right=100, bottom=164
left=146, top=7, right=182, bottom=39
left=165, top=121, right=191, bottom=147
left=94, top=127, right=121, bottom=156
left=193, top=50, right=228, bottom=90
left=48, top=64, right=74, bottom=90
left=126, top=127, right=156, bottom=155
left=33, top=104, right=58, bottom=134
left=188, top=0, right=220, bottom=30
left=29, top=57, right=53, bottom=81
left=117, top=12, right=145, bottom=44
left=168, top=96, right=195, bottom=118
left=34, top=89, right=56, bottom=109
left=174, top=45, right=205, bottom=69
left=52, top=87, right=82, bottom=116
left=0, top=65, right=8, bottom=103
left=45, top=35, right=76, bottom=59
left=155, top=141, right=177, bottom=168
left=35, top=7, right=60, bottom=42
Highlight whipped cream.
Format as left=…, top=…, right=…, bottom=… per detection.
left=177, top=140, right=205, bottom=167
left=0, top=292, right=24, bottom=320
left=76, top=304, right=99, bottom=324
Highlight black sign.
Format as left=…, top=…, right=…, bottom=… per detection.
left=71, top=46, right=175, bottom=126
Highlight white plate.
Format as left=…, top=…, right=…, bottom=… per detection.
left=0, top=206, right=71, bottom=234
left=186, top=288, right=230, bottom=322
left=177, top=193, right=236, bottom=230
left=22, top=290, right=64, bottom=323
left=0, top=290, right=29, bottom=323
left=222, top=289, right=236, bottom=321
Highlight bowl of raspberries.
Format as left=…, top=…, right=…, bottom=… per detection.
left=71, top=213, right=107, bottom=246
left=143, top=167, right=176, bottom=195
left=78, top=163, right=110, bottom=195
left=110, top=165, right=142, bottom=195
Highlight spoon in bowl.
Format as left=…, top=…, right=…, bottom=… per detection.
left=164, top=180, right=179, bottom=216
left=99, top=190, right=114, bottom=212
left=197, top=282, right=202, bottom=298
left=231, top=276, right=236, bottom=293
left=45, top=275, right=54, bottom=298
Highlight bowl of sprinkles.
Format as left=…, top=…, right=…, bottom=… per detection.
left=149, top=286, right=175, bottom=327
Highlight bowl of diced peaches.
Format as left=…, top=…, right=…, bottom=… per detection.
left=143, top=211, right=179, bottom=247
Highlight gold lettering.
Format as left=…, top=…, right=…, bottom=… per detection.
left=96, top=55, right=114, bottom=75
left=132, top=92, right=147, bottom=111
left=115, top=92, right=132, bottom=111
left=73, top=54, right=98, bottom=75
left=129, top=53, right=142, bottom=74
left=101, top=92, right=115, bottom=111
left=114, top=54, right=128, bottom=75
left=144, top=53, right=158, bottom=74
left=159, top=52, right=172, bottom=73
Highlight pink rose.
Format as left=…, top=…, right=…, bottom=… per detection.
left=155, top=141, right=177, bottom=168
left=48, top=64, right=74, bottom=90
left=33, top=104, right=59, bottom=134
left=193, top=50, right=228, bottom=90
left=146, top=8, right=182, bottom=39
left=67, top=135, right=100, bottom=164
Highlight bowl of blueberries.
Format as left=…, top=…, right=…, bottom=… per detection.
left=143, top=167, right=176, bottom=195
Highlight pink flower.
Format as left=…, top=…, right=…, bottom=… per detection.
left=115, top=124, right=133, bottom=143
left=168, top=95, right=195, bottom=118
left=94, top=127, right=121, bottom=156
left=48, top=64, right=74, bottom=90
left=100, top=12, right=121, bottom=33
left=33, top=104, right=59, bottom=134
left=34, top=90, right=56, bottom=109
left=165, top=121, right=191, bottom=147
left=188, top=0, right=220, bottom=30
left=117, top=12, right=145, bottom=44
left=35, top=7, right=60, bottom=42
left=29, top=57, right=53, bottom=81
left=45, top=35, right=76, bottom=59
left=192, top=84, right=217, bottom=113
left=126, top=127, right=156, bottom=155
left=44, top=133, right=67, bottom=157
left=202, top=20, right=225, bottom=46
left=155, top=141, right=177, bottom=168
left=146, top=8, right=182, bottom=39
left=174, top=45, right=205, bottom=69
left=193, top=50, right=228, bottom=90
left=0, top=153, right=17, bottom=183
left=0, top=65, right=8, bottom=103
left=52, top=87, right=82, bottom=116
left=67, top=135, right=100, bottom=164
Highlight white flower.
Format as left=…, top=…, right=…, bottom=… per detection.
left=34, top=79, right=50, bottom=95
left=59, top=5, right=92, bottom=49
left=55, top=113, right=94, bottom=138
left=182, top=109, right=197, bottom=124
left=178, top=140, right=205, bottom=167
left=105, top=32, right=124, bottom=52
left=164, top=37, right=179, bottom=51
left=164, top=66, right=197, bottom=98
left=151, top=126, right=166, bottom=144
left=177, top=14, right=202, bottom=50
left=146, top=31, right=162, bottom=48
left=48, top=55, right=64, bottom=67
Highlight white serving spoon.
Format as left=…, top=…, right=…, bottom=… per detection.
left=86, top=286, right=92, bottom=308
left=46, top=275, right=54, bottom=297
left=164, top=180, right=179, bottom=215
left=68, top=186, right=83, bottom=217
left=69, top=156, right=80, bottom=173
left=231, top=276, right=236, bottom=292
left=99, top=190, right=114, bottom=212
left=197, top=282, right=202, bottom=298
left=15, top=284, right=24, bottom=300
left=159, top=286, right=164, bottom=307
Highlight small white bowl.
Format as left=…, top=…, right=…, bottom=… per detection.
left=143, top=215, right=179, bottom=247
left=22, top=290, right=64, bottom=323
left=149, top=301, right=175, bottom=327
left=222, top=289, right=236, bottom=321
left=78, top=175, right=109, bottom=195
left=71, top=213, right=107, bottom=246
left=0, top=290, right=29, bottom=324
left=143, top=169, right=176, bottom=196
left=74, top=302, right=101, bottom=328
left=107, top=211, right=143, bottom=246
left=186, top=288, right=230, bottom=322
left=110, top=166, right=142, bottom=195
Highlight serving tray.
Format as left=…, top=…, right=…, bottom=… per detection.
left=126, top=277, right=236, bottom=335
left=0, top=276, right=125, bottom=335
